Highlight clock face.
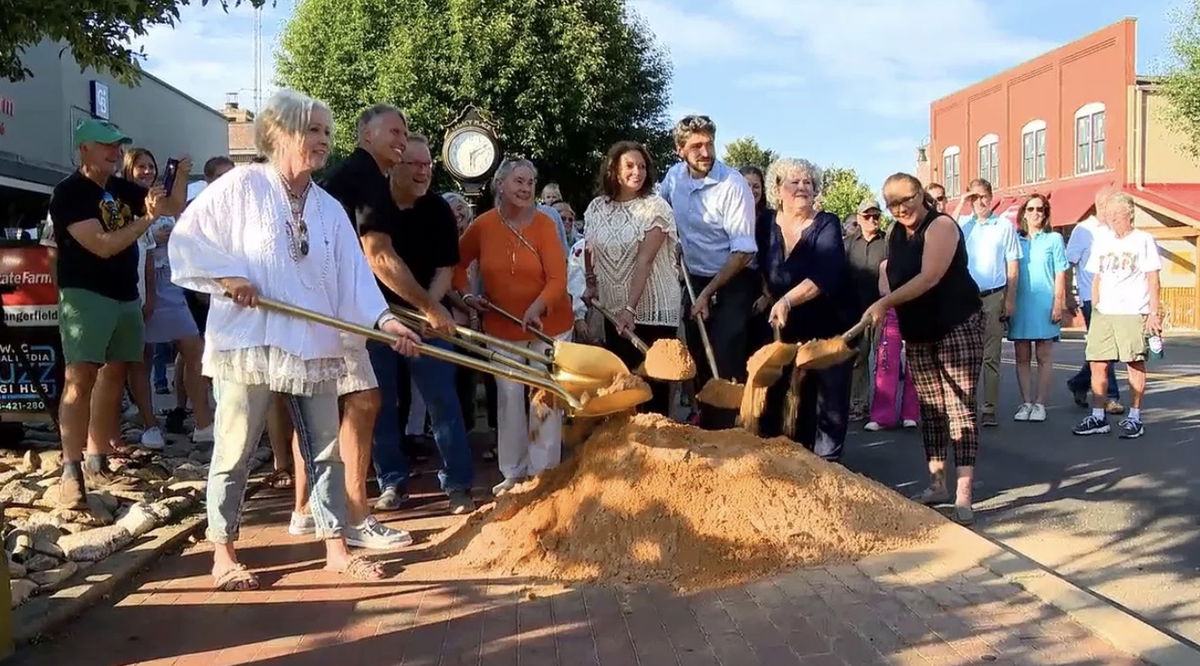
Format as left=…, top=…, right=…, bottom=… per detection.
left=447, top=129, right=497, bottom=180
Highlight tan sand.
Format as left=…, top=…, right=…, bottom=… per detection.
left=642, top=339, right=696, bottom=381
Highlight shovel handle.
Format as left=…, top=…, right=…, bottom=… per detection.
left=680, top=259, right=722, bottom=381
left=842, top=320, right=868, bottom=342
left=480, top=300, right=556, bottom=345
left=773, top=322, right=782, bottom=343
left=251, top=296, right=579, bottom=408
left=391, top=306, right=552, bottom=368
left=591, top=302, right=650, bottom=353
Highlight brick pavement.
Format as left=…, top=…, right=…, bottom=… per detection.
left=15, top=464, right=1146, bottom=665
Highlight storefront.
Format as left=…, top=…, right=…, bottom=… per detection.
left=0, top=40, right=230, bottom=233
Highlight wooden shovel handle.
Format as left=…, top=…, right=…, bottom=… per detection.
left=680, top=259, right=722, bottom=381
left=481, top=300, right=556, bottom=345
left=591, top=302, right=650, bottom=353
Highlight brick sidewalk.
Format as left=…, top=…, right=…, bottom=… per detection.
left=15, top=474, right=1145, bottom=665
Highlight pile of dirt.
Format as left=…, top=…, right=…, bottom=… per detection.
left=433, top=414, right=941, bottom=590
left=696, top=377, right=744, bottom=409
left=642, top=338, right=696, bottom=381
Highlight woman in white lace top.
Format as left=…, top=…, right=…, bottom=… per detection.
left=170, top=89, right=420, bottom=591
left=583, top=141, right=680, bottom=414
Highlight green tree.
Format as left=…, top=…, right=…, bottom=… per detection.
left=819, top=166, right=873, bottom=221
left=722, top=136, right=778, bottom=171
left=277, top=0, right=672, bottom=202
left=1162, top=0, right=1200, bottom=157
left=1, top=1, right=269, bottom=83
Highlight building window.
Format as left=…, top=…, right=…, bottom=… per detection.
left=942, top=146, right=961, bottom=195
left=1021, top=120, right=1047, bottom=184
left=1075, top=103, right=1106, bottom=175
left=977, top=134, right=999, bottom=186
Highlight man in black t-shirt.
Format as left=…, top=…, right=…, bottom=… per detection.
left=49, top=119, right=188, bottom=508
left=361, top=135, right=476, bottom=515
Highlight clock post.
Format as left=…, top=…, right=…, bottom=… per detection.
left=441, top=106, right=502, bottom=208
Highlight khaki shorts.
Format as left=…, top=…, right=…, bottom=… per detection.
left=58, top=288, right=144, bottom=364
left=1085, top=312, right=1148, bottom=363
left=338, top=342, right=379, bottom=396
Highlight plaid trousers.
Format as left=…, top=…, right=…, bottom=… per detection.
left=905, top=311, right=984, bottom=467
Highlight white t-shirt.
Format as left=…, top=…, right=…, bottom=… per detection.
left=136, top=233, right=157, bottom=305
left=1064, top=215, right=1111, bottom=303
left=1084, top=229, right=1161, bottom=315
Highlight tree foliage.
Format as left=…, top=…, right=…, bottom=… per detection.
left=819, top=166, right=873, bottom=222
left=722, top=136, right=778, bottom=172
left=277, top=0, right=672, bottom=203
left=0, top=1, right=268, bottom=83
left=1162, top=0, right=1200, bottom=157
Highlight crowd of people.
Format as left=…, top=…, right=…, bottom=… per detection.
left=43, top=89, right=1164, bottom=589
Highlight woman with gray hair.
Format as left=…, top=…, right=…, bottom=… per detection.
left=454, top=158, right=571, bottom=495
left=756, top=157, right=858, bottom=462
left=170, top=89, right=421, bottom=590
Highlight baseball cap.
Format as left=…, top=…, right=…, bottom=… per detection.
left=857, top=197, right=882, bottom=214
left=73, top=118, right=132, bottom=148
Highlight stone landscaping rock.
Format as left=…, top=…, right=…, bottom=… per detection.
left=58, top=525, right=133, bottom=562
left=106, top=488, right=156, bottom=504
left=59, top=523, right=92, bottom=535
left=171, top=463, right=207, bottom=482
left=23, top=553, right=60, bottom=573
left=129, top=464, right=171, bottom=484
left=6, top=529, right=32, bottom=562
left=0, top=469, right=24, bottom=488
left=115, top=502, right=159, bottom=538
left=93, top=490, right=120, bottom=512
left=188, top=448, right=212, bottom=464
left=84, top=495, right=114, bottom=526
left=8, top=560, right=25, bottom=578
left=10, top=579, right=37, bottom=608
left=29, top=560, right=78, bottom=590
left=167, top=480, right=207, bottom=495
left=22, top=511, right=63, bottom=529
left=21, top=450, right=40, bottom=473
left=27, top=523, right=61, bottom=544
left=149, top=495, right=194, bottom=522
left=0, top=478, right=45, bottom=505
left=32, top=534, right=65, bottom=560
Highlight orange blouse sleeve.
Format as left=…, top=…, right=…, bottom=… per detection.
left=453, top=217, right=483, bottom=292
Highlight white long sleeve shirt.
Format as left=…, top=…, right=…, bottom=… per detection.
left=170, top=163, right=389, bottom=395
left=566, top=237, right=588, bottom=321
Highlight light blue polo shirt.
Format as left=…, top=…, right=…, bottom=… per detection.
left=958, top=213, right=1022, bottom=292
left=659, top=160, right=757, bottom=277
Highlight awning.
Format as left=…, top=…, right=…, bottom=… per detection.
left=1047, top=182, right=1102, bottom=228
left=1125, top=184, right=1200, bottom=227
left=993, top=197, right=1021, bottom=227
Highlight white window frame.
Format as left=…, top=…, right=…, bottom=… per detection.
left=1075, top=103, right=1106, bottom=175
left=942, top=145, right=961, bottom=195
left=1021, top=119, right=1047, bottom=184
left=977, top=133, right=999, bottom=186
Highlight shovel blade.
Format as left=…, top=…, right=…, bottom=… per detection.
left=577, top=386, right=653, bottom=417
left=697, top=379, right=744, bottom=409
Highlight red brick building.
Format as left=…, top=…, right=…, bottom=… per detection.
left=918, top=19, right=1200, bottom=329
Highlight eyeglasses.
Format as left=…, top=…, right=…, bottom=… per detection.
left=933, top=195, right=947, bottom=202
left=1025, top=206, right=1046, bottom=213
left=400, top=160, right=433, bottom=170
left=885, top=191, right=922, bottom=211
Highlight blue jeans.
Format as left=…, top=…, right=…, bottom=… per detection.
left=207, top=379, right=347, bottom=543
left=367, top=339, right=474, bottom=494
left=151, top=342, right=173, bottom=389
left=1067, top=302, right=1120, bottom=399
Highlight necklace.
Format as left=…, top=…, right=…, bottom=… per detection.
left=277, top=169, right=312, bottom=262
left=497, top=206, right=539, bottom=276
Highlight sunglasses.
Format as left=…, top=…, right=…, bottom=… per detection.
left=1025, top=206, right=1046, bottom=213
left=861, top=213, right=881, bottom=221
left=933, top=195, right=947, bottom=202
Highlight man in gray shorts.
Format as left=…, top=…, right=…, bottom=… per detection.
left=49, top=119, right=188, bottom=508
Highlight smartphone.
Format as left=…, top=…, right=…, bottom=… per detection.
left=162, top=158, right=180, bottom=193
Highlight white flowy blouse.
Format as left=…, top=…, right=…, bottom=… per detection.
left=169, top=163, right=389, bottom=396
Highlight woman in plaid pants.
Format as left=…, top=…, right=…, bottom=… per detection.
left=861, top=173, right=984, bottom=525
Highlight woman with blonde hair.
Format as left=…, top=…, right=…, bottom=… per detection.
left=171, top=89, right=421, bottom=590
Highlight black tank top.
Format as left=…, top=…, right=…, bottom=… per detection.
left=885, top=209, right=981, bottom=343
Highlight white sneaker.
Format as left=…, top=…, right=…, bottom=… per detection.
left=491, top=477, right=523, bottom=496
left=863, top=421, right=883, bottom=432
left=192, top=424, right=215, bottom=443
left=1029, top=403, right=1047, bottom=422
left=139, top=426, right=165, bottom=450
left=288, top=511, right=315, bottom=536
left=902, top=419, right=919, bottom=429
left=374, top=486, right=408, bottom=511
left=1013, top=403, right=1033, bottom=422
left=345, top=515, right=413, bottom=549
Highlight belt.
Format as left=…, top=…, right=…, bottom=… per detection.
left=979, top=286, right=1005, bottom=298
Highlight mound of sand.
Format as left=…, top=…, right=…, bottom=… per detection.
left=433, top=414, right=941, bottom=590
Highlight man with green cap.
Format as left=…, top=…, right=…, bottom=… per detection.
left=49, top=119, right=190, bottom=508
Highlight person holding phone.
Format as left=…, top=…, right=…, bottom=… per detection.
left=951, top=178, right=1021, bottom=427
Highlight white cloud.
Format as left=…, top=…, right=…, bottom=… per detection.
left=737, top=72, right=804, bottom=91
left=629, top=0, right=755, bottom=62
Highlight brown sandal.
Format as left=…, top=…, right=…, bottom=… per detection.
left=328, top=555, right=385, bottom=581
left=213, top=564, right=260, bottom=591
left=266, top=468, right=294, bottom=489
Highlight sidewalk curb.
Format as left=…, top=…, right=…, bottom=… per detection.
left=947, top=521, right=1200, bottom=666
left=13, top=473, right=270, bottom=646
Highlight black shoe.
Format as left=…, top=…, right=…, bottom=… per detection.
left=980, top=412, right=998, bottom=427
left=1118, top=418, right=1144, bottom=439
left=1068, top=384, right=1088, bottom=407
left=1073, top=414, right=1110, bottom=436
left=164, top=407, right=187, bottom=434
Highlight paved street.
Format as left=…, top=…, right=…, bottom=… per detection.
left=844, top=330, right=1200, bottom=649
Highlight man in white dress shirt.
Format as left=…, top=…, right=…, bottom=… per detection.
left=659, top=115, right=758, bottom=428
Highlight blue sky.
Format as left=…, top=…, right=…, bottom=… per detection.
left=136, top=0, right=1181, bottom=191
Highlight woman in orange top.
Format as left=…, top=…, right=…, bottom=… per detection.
left=455, top=158, right=571, bottom=495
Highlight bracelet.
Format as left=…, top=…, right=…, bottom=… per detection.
left=623, top=305, right=637, bottom=316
